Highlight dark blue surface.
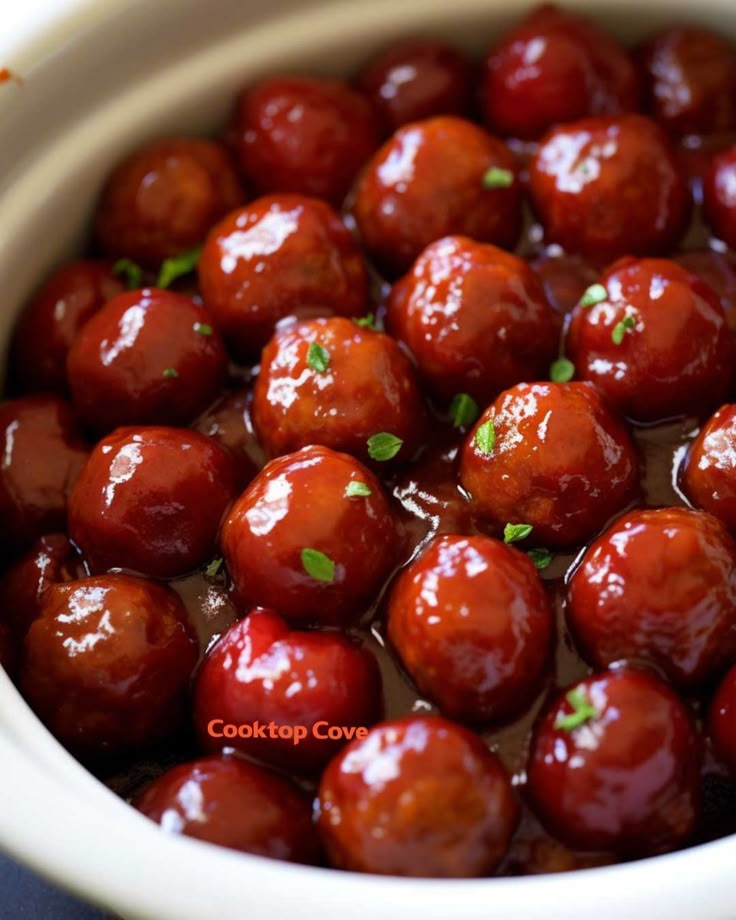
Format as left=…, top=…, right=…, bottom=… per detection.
left=0, top=851, right=113, bottom=918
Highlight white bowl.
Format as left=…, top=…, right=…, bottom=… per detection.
left=1, top=1, right=736, bottom=917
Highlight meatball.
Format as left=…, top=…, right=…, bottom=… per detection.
left=459, top=382, right=638, bottom=548
left=482, top=4, right=639, bottom=140
left=228, top=76, right=380, bottom=206
left=529, top=114, right=691, bottom=264
left=317, top=715, right=518, bottom=876
left=387, top=236, right=560, bottom=405
left=192, top=389, right=264, bottom=489
left=194, top=609, right=382, bottom=773
left=21, top=574, right=197, bottom=755
left=220, top=445, right=398, bottom=624
left=638, top=27, right=736, bottom=135
left=709, top=665, right=736, bottom=774
left=703, top=146, right=736, bottom=249
left=566, top=258, right=734, bottom=422
left=95, top=138, right=242, bottom=268
left=0, top=396, right=88, bottom=558
left=567, top=507, right=736, bottom=686
left=352, top=116, right=521, bottom=276
left=252, top=316, right=427, bottom=464
left=198, top=195, right=369, bottom=358
left=356, top=40, right=475, bottom=130
left=387, top=534, right=553, bottom=722
left=67, top=288, right=228, bottom=433
left=681, top=405, right=736, bottom=530
left=135, top=753, right=319, bottom=863
left=69, top=426, right=237, bottom=578
left=10, top=260, right=124, bottom=394
left=528, top=668, right=701, bottom=854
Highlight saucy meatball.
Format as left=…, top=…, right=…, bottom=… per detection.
left=135, top=753, right=319, bottom=863
left=198, top=195, right=369, bottom=358
left=67, top=288, right=228, bottom=433
left=194, top=609, right=382, bottom=773
left=529, top=114, right=691, bottom=264
left=220, top=445, right=398, bottom=623
left=352, top=116, right=521, bottom=276
left=21, top=574, right=197, bottom=755
left=317, top=715, right=518, bottom=876
left=703, top=146, right=736, bottom=249
left=387, top=534, right=553, bottom=723
left=681, top=405, right=736, bottom=530
left=95, top=138, right=242, bottom=268
left=482, top=4, right=639, bottom=140
left=387, top=236, right=560, bottom=405
left=566, top=258, right=734, bottom=422
left=252, top=316, right=427, bottom=463
left=459, top=382, right=638, bottom=548
left=709, top=665, right=736, bottom=774
left=228, top=76, right=380, bottom=206
left=528, top=669, right=701, bottom=854
left=69, top=426, right=237, bottom=578
left=567, top=508, right=736, bottom=686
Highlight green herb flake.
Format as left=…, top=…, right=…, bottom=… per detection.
left=162, top=367, right=179, bottom=379
left=193, top=322, right=213, bottom=336
left=113, top=258, right=143, bottom=290
left=354, top=313, right=375, bottom=329
left=473, top=419, right=496, bottom=454
left=204, top=557, right=223, bottom=578
left=367, top=432, right=403, bottom=462
left=504, top=522, right=533, bottom=544
left=307, top=342, right=330, bottom=373
left=528, top=548, right=553, bottom=570
left=449, top=393, right=480, bottom=429
left=482, top=166, right=514, bottom=189
left=554, top=687, right=601, bottom=732
left=301, top=548, right=335, bottom=583
left=345, top=480, right=372, bottom=498
left=549, top=357, right=575, bottom=383
left=157, top=245, right=203, bottom=289
left=579, top=283, right=608, bottom=308
left=611, top=315, right=636, bottom=345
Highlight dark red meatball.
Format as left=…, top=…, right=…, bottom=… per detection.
left=356, top=40, right=474, bottom=130
left=387, top=534, right=553, bottom=723
left=482, top=4, right=639, bottom=140
left=353, top=116, right=521, bottom=276
left=317, top=715, right=518, bottom=876
left=638, top=27, right=736, bottom=135
left=681, top=405, right=736, bottom=530
left=387, top=236, right=560, bottom=405
left=709, top=665, right=736, bottom=773
left=69, top=427, right=237, bottom=578
left=135, top=753, right=319, bottom=863
left=95, top=138, right=242, bottom=268
left=10, top=260, right=124, bottom=394
left=252, top=316, right=427, bottom=464
left=220, top=445, right=398, bottom=624
left=529, top=253, right=598, bottom=316
left=676, top=249, right=736, bottom=333
left=703, top=146, right=736, bottom=248
left=567, top=508, right=736, bottom=686
left=193, top=389, right=264, bottom=489
left=228, top=76, right=380, bottom=206
left=528, top=669, right=700, bottom=854
left=529, top=114, right=691, bottom=264
left=459, top=382, right=638, bottom=549
left=66, top=288, right=228, bottom=433
left=566, top=258, right=734, bottom=422
left=194, top=609, right=382, bottom=773
left=198, top=195, right=369, bottom=358
left=21, top=574, right=197, bottom=755
left=0, top=396, right=88, bottom=558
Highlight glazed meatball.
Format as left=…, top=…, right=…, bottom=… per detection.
left=252, top=316, right=427, bottom=464
left=638, top=27, right=736, bottom=135
left=352, top=116, right=521, bottom=276
left=95, top=138, right=242, bottom=268
left=69, top=427, right=237, bottom=578
left=220, top=445, right=398, bottom=623
left=228, top=76, right=380, bottom=206
left=529, top=114, right=691, bottom=264
left=10, top=260, right=124, bottom=394
left=0, top=396, right=88, bottom=558
left=459, top=382, right=638, bottom=549
left=567, top=508, right=736, bottom=686
left=676, top=250, right=736, bottom=333
left=356, top=40, right=475, bottom=130
left=135, top=753, right=319, bottom=863
left=194, top=609, right=382, bottom=773
left=387, top=236, right=560, bottom=405
left=198, top=195, right=369, bottom=357
left=66, top=288, right=227, bottom=433
left=709, top=665, right=736, bottom=774
left=566, top=258, right=734, bottom=422
left=317, top=715, right=518, bottom=876
left=482, top=4, right=639, bottom=140
left=703, top=146, right=736, bottom=249
left=528, top=669, right=701, bottom=854
left=681, top=405, right=736, bottom=529
left=193, top=389, right=264, bottom=489
left=21, top=574, right=197, bottom=755
left=387, top=534, right=553, bottom=723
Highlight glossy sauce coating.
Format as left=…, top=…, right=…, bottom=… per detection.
left=681, top=404, right=736, bottom=529
left=709, top=665, right=736, bottom=774
left=703, top=146, right=736, bottom=248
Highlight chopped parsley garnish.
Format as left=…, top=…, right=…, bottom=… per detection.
left=307, top=342, right=330, bottom=373
left=474, top=419, right=496, bottom=454
left=367, top=432, right=403, bottom=461
left=157, top=245, right=203, bottom=289
left=528, top=548, right=553, bottom=570
left=579, top=283, right=608, bottom=308
left=162, top=367, right=179, bottom=379
left=504, top=523, right=533, bottom=544
left=449, top=393, right=480, bottom=429
left=301, top=548, right=335, bottom=583
left=204, top=557, right=223, bottom=578
left=113, top=258, right=143, bottom=290
left=193, top=322, right=213, bottom=336
left=554, top=687, right=601, bottom=731
left=611, top=315, right=636, bottom=345
left=345, top=480, right=372, bottom=498
left=354, top=313, right=375, bottom=329
left=549, top=357, right=575, bottom=383
left=482, top=166, right=514, bottom=189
